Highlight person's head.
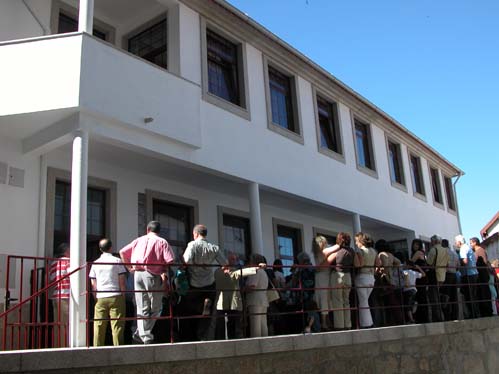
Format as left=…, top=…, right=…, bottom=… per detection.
left=296, top=251, right=312, bottom=265
left=336, top=232, right=351, bottom=248
left=491, top=259, right=499, bottom=268
left=55, top=243, right=70, bottom=258
left=227, top=251, right=239, bottom=266
left=394, top=251, right=407, bottom=264
left=147, top=221, right=161, bottom=234
left=355, top=232, right=373, bottom=248
left=250, top=253, right=265, bottom=266
left=98, top=238, right=113, bottom=253
left=430, top=235, right=442, bottom=246
left=273, top=259, right=283, bottom=272
left=470, top=237, right=480, bottom=249
left=455, top=235, right=466, bottom=248
left=312, top=235, right=328, bottom=255
left=442, top=239, right=450, bottom=248
left=375, top=239, right=391, bottom=254
left=411, top=239, right=423, bottom=254
left=193, top=224, right=208, bottom=240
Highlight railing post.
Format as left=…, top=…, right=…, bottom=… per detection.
left=69, top=130, right=88, bottom=348
left=248, top=182, right=264, bottom=255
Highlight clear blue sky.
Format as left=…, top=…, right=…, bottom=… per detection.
left=228, top=0, right=499, bottom=242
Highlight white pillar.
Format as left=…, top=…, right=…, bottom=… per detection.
left=78, top=0, right=94, bottom=33
left=249, top=182, right=264, bottom=255
left=69, top=130, right=88, bottom=348
left=352, top=213, right=361, bottom=235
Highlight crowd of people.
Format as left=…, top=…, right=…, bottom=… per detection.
left=48, top=221, right=499, bottom=347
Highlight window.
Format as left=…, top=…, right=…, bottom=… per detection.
left=274, top=222, right=303, bottom=277
left=206, top=30, right=240, bottom=106
left=221, top=214, right=251, bottom=263
left=316, top=95, right=342, bottom=156
left=387, top=140, right=405, bottom=186
left=269, top=66, right=296, bottom=132
left=57, top=12, right=108, bottom=41
left=54, top=181, right=107, bottom=261
left=430, top=167, right=444, bottom=205
left=444, top=176, right=456, bottom=211
left=128, top=18, right=167, bottom=69
left=354, top=119, right=375, bottom=171
left=410, top=154, right=425, bottom=196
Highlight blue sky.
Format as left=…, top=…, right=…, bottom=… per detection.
left=227, top=0, right=499, bottom=242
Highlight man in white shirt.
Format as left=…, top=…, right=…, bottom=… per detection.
left=89, top=238, right=127, bottom=346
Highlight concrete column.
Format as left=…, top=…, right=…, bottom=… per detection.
left=78, top=0, right=94, bottom=33
left=352, top=213, right=362, bottom=236
left=248, top=182, right=264, bottom=255
left=69, top=130, right=88, bottom=348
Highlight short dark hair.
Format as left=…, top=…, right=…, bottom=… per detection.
left=99, top=238, right=113, bottom=252
left=470, top=237, right=480, bottom=245
left=55, top=243, right=69, bottom=258
left=375, top=239, right=391, bottom=253
left=442, top=239, right=449, bottom=248
left=193, top=224, right=208, bottom=237
left=147, top=221, right=161, bottom=234
left=336, top=232, right=351, bottom=248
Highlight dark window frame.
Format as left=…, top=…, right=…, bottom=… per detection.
left=444, top=176, right=457, bottom=212
left=409, top=153, right=426, bottom=198
left=273, top=218, right=304, bottom=276
left=126, top=17, right=168, bottom=70
left=352, top=116, right=377, bottom=176
left=429, top=166, right=444, bottom=206
left=386, top=138, right=406, bottom=188
left=314, top=91, right=343, bottom=159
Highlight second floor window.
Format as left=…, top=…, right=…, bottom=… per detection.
left=128, top=18, right=167, bottom=69
left=388, top=141, right=404, bottom=185
left=317, top=97, right=341, bottom=154
left=354, top=120, right=374, bottom=170
left=444, top=176, right=456, bottom=211
left=207, top=30, right=240, bottom=106
left=58, top=12, right=107, bottom=41
left=430, top=167, right=444, bottom=204
left=410, top=155, right=425, bottom=196
left=269, top=66, right=296, bottom=132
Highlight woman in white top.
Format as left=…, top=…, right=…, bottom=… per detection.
left=312, top=235, right=332, bottom=330
left=246, top=254, right=269, bottom=337
left=354, top=232, right=378, bottom=328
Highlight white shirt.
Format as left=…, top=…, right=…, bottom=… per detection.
left=245, top=269, right=269, bottom=307
left=403, top=270, right=423, bottom=292
left=183, top=238, right=227, bottom=288
left=89, top=253, right=127, bottom=299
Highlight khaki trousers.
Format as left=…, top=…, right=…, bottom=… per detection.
left=330, top=271, right=352, bottom=329
left=51, top=299, right=69, bottom=348
left=93, top=295, right=125, bottom=346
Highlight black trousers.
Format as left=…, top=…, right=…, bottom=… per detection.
left=441, top=272, right=458, bottom=321
left=461, top=274, right=479, bottom=319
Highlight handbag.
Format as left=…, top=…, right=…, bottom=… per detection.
left=267, top=279, right=280, bottom=303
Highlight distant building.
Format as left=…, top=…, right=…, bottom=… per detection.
left=480, top=212, right=499, bottom=261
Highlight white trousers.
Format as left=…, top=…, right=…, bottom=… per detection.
left=315, top=271, right=332, bottom=316
left=134, top=271, right=163, bottom=343
left=355, top=273, right=375, bottom=328
left=248, top=305, right=268, bottom=338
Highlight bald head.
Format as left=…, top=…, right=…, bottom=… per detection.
left=99, top=238, right=113, bottom=253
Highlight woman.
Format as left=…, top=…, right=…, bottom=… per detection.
left=245, top=254, right=269, bottom=337
left=312, top=235, right=332, bottom=330
left=327, top=232, right=358, bottom=330
left=410, top=239, right=430, bottom=323
left=375, top=239, right=403, bottom=326
left=354, top=232, right=377, bottom=328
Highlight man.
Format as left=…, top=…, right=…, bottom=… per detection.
left=441, top=239, right=460, bottom=321
left=89, top=239, right=127, bottom=346
left=470, top=237, right=488, bottom=263
left=182, top=224, right=227, bottom=341
left=120, top=221, right=174, bottom=344
left=49, top=243, right=70, bottom=348
left=455, top=234, right=480, bottom=319
left=426, top=235, right=450, bottom=321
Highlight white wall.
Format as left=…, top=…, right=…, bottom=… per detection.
left=0, top=0, right=51, bottom=42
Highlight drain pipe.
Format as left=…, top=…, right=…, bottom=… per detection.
left=22, top=0, right=50, bottom=35
left=453, top=172, right=464, bottom=234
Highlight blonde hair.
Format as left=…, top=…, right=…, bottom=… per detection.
left=312, top=235, right=327, bottom=256
left=491, top=259, right=499, bottom=268
left=355, top=232, right=373, bottom=248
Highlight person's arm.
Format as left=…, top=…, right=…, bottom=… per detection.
left=305, top=315, right=314, bottom=333
left=354, top=251, right=363, bottom=268
left=410, top=251, right=421, bottom=263
left=414, top=264, right=426, bottom=276
left=427, top=248, right=435, bottom=266
left=118, top=273, right=127, bottom=293
left=460, top=247, right=469, bottom=265
left=120, top=240, right=135, bottom=272
left=183, top=242, right=194, bottom=264
left=90, top=278, right=97, bottom=298
left=327, top=251, right=338, bottom=264
left=323, top=244, right=340, bottom=257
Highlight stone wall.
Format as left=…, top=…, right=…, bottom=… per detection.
left=2, top=317, right=499, bottom=373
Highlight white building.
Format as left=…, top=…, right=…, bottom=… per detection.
left=0, top=0, right=463, bottom=345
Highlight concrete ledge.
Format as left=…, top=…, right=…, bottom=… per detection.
left=2, top=317, right=499, bottom=373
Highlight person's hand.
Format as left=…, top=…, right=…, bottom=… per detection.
left=304, top=327, right=311, bottom=334
left=258, top=263, right=267, bottom=269
left=161, top=273, right=168, bottom=282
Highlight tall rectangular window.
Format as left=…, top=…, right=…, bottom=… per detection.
left=317, top=97, right=341, bottom=154
left=444, top=176, right=456, bottom=211
left=354, top=120, right=374, bottom=170
left=128, top=18, right=167, bottom=69
left=206, top=30, right=240, bottom=106
left=269, top=66, right=296, bottom=132
left=222, top=214, right=251, bottom=263
left=387, top=140, right=404, bottom=185
left=276, top=225, right=302, bottom=276
left=430, top=167, right=444, bottom=204
left=58, top=12, right=107, bottom=40
left=410, top=154, right=425, bottom=196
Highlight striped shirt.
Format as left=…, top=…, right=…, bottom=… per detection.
left=49, top=257, right=70, bottom=299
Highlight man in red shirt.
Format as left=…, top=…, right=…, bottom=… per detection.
left=49, top=243, right=70, bottom=348
left=120, top=221, right=174, bottom=344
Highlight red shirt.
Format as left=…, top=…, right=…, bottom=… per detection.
left=49, top=257, right=70, bottom=299
left=120, top=233, right=174, bottom=275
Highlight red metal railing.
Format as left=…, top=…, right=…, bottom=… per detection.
left=2, top=257, right=498, bottom=350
